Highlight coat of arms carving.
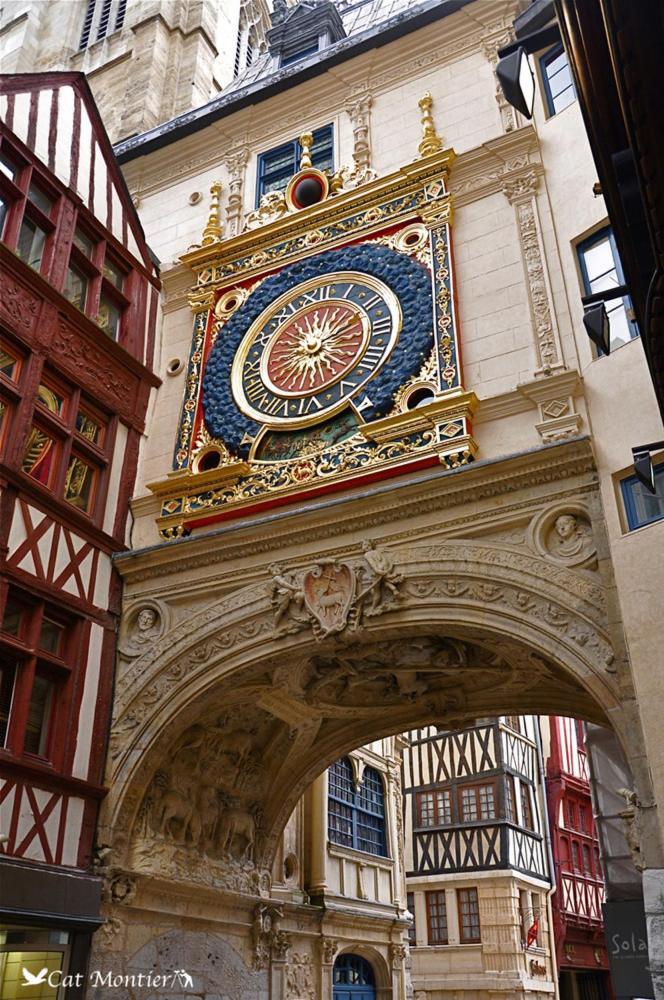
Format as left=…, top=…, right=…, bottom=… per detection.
left=269, top=542, right=403, bottom=639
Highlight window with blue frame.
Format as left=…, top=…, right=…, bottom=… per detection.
left=540, top=44, right=576, bottom=116
left=577, top=227, right=638, bottom=353
left=333, top=954, right=375, bottom=1000
left=281, top=36, right=320, bottom=66
left=621, top=465, right=664, bottom=530
left=256, top=125, right=333, bottom=204
left=328, top=757, right=387, bottom=856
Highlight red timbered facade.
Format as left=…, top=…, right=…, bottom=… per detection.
left=0, top=72, right=159, bottom=989
left=545, top=717, right=612, bottom=1000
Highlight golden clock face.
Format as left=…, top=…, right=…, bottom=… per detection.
left=231, top=271, right=402, bottom=427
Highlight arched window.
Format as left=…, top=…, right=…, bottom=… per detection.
left=328, top=758, right=387, bottom=857
left=333, top=954, right=375, bottom=1000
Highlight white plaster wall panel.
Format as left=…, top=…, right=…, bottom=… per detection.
left=10, top=91, right=31, bottom=146
left=61, top=797, right=85, bottom=866
left=103, top=420, right=129, bottom=535
left=35, top=521, right=54, bottom=576
left=33, top=87, right=52, bottom=167
left=77, top=103, right=93, bottom=208
left=7, top=501, right=28, bottom=556
left=0, top=783, right=17, bottom=842
left=41, top=793, right=62, bottom=860
left=56, top=85, right=76, bottom=187
left=93, top=551, right=112, bottom=609
left=72, top=623, right=104, bottom=780
left=92, top=140, right=108, bottom=226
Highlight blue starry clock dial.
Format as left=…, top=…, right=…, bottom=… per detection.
left=231, top=271, right=401, bottom=428
left=202, top=242, right=434, bottom=459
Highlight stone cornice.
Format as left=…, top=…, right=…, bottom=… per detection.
left=116, top=437, right=597, bottom=585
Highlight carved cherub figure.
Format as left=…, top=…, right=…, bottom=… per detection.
left=359, top=540, right=403, bottom=613
left=269, top=563, right=306, bottom=630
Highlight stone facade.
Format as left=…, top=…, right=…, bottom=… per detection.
left=5, top=0, right=664, bottom=996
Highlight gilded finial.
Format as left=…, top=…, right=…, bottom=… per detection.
left=418, top=92, right=443, bottom=158
left=299, top=132, right=313, bottom=170
left=201, top=181, right=223, bottom=245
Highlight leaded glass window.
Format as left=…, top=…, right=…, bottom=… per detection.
left=328, top=757, right=387, bottom=856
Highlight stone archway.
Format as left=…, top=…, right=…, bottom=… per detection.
left=100, top=539, right=644, bottom=882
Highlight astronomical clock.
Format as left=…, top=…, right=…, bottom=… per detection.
left=152, top=110, right=478, bottom=539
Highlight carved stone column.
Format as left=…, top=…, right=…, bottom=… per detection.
left=386, top=760, right=405, bottom=910
left=308, top=770, right=328, bottom=897
left=224, top=147, right=248, bottom=236
left=389, top=942, right=407, bottom=1000
left=318, top=937, right=338, bottom=998
left=270, top=930, right=291, bottom=999
left=502, top=169, right=565, bottom=376
left=344, top=92, right=377, bottom=186
left=481, top=24, right=518, bottom=134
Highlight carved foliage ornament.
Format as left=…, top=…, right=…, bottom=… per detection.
left=269, top=541, right=403, bottom=639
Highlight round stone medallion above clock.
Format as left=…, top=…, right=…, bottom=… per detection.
left=202, top=242, right=433, bottom=458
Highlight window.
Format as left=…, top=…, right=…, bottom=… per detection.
left=582, top=844, right=592, bottom=872
left=0, top=590, right=78, bottom=763
left=256, top=125, right=334, bottom=203
left=416, top=788, right=452, bottom=827
left=19, top=373, right=111, bottom=520
left=621, top=465, right=664, bottom=530
left=65, top=224, right=130, bottom=341
left=520, top=784, right=534, bottom=830
left=407, top=892, right=416, bottom=945
left=459, top=782, right=496, bottom=822
left=571, top=840, right=580, bottom=870
left=328, top=757, right=387, bottom=856
left=504, top=715, right=521, bottom=732
left=0, top=339, right=23, bottom=451
left=505, top=775, right=517, bottom=823
left=426, top=891, right=448, bottom=945
left=333, top=955, right=375, bottom=988
left=457, top=888, right=481, bottom=943
left=566, top=799, right=576, bottom=829
left=578, top=227, right=638, bottom=353
left=540, top=44, right=576, bottom=115
left=79, top=0, right=126, bottom=48
left=281, top=36, right=320, bottom=66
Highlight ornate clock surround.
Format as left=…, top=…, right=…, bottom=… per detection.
left=151, top=145, right=478, bottom=539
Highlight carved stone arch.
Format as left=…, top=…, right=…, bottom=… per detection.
left=333, top=944, right=392, bottom=996
left=102, top=540, right=652, bottom=877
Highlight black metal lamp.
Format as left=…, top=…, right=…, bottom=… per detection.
left=496, top=46, right=535, bottom=120
left=583, top=302, right=611, bottom=355
left=632, top=442, right=664, bottom=494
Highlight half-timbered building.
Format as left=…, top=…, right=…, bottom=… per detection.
left=0, top=72, right=159, bottom=995
left=543, top=716, right=611, bottom=999
left=403, top=718, right=556, bottom=998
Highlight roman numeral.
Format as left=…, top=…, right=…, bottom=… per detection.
left=297, top=396, right=323, bottom=415
left=339, top=380, right=357, bottom=395
left=265, top=396, right=290, bottom=417
left=300, top=286, right=331, bottom=305
left=357, top=345, right=384, bottom=372
left=371, top=316, right=392, bottom=337
left=272, top=302, right=298, bottom=325
left=355, top=394, right=373, bottom=413
left=363, top=294, right=381, bottom=310
left=243, top=358, right=261, bottom=378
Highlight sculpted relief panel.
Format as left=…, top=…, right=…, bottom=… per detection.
left=129, top=709, right=277, bottom=895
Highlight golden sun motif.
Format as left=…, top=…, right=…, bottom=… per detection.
left=266, top=304, right=366, bottom=394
